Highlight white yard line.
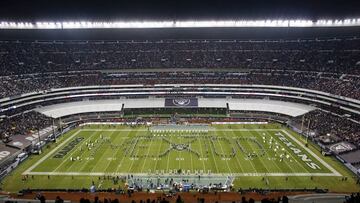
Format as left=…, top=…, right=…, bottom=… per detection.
left=235, top=138, right=259, bottom=174
left=226, top=130, right=247, bottom=173
left=197, top=137, right=207, bottom=172
left=127, top=132, right=144, bottom=173
left=166, top=144, right=171, bottom=173
left=80, top=129, right=281, bottom=132
left=25, top=171, right=337, bottom=177
left=215, top=136, right=233, bottom=174
left=215, top=129, right=282, bottom=132
left=140, top=137, right=155, bottom=173
left=89, top=130, right=119, bottom=173
left=53, top=130, right=100, bottom=173
left=102, top=132, right=129, bottom=174
left=244, top=130, right=275, bottom=175
left=81, top=129, right=148, bottom=132
left=178, top=137, right=181, bottom=170
left=189, top=143, right=194, bottom=174
left=114, top=132, right=133, bottom=173
left=153, top=137, right=164, bottom=173
left=207, top=138, right=220, bottom=173
left=281, top=130, right=341, bottom=176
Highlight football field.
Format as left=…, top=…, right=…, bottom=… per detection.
left=2, top=124, right=360, bottom=192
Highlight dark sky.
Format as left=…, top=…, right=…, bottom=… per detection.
left=0, top=0, right=359, bottom=21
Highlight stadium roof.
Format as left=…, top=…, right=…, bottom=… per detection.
left=36, top=98, right=315, bottom=118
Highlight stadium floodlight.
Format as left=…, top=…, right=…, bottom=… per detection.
left=290, top=20, right=313, bottom=27
left=0, top=18, right=360, bottom=29
left=36, top=22, right=62, bottom=29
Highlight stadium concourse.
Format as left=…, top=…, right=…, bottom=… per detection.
left=0, top=30, right=360, bottom=203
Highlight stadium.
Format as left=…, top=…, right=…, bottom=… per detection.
left=0, top=1, right=360, bottom=203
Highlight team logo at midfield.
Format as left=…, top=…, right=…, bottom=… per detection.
left=172, top=98, right=191, bottom=106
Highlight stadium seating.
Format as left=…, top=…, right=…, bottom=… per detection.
left=0, top=112, right=52, bottom=140
left=0, top=71, right=360, bottom=100
left=0, top=37, right=360, bottom=172
left=0, top=37, right=360, bottom=75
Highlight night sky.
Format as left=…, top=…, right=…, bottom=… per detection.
left=0, top=0, right=359, bottom=21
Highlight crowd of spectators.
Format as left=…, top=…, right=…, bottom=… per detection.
left=0, top=71, right=360, bottom=100
left=0, top=38, right=359, bottom=76
left=294, top=110, right=360, bottom=147
left=54, top=194, right=289, bottom=203
left=345, top=193, right=360, bottom=203
left=0, top=37, right=359, bottom=100
left=0, top=111, right=52, bottom=139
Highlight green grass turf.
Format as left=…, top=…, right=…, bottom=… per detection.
left=1, top=124, right=360, bottom=193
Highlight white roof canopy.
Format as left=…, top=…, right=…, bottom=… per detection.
left=228, top=99, right=315, bottom=117
left=36, top=98, right=315, bottom=118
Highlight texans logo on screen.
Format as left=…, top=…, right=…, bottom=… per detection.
left=172, top=98, right=191, bottom=106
